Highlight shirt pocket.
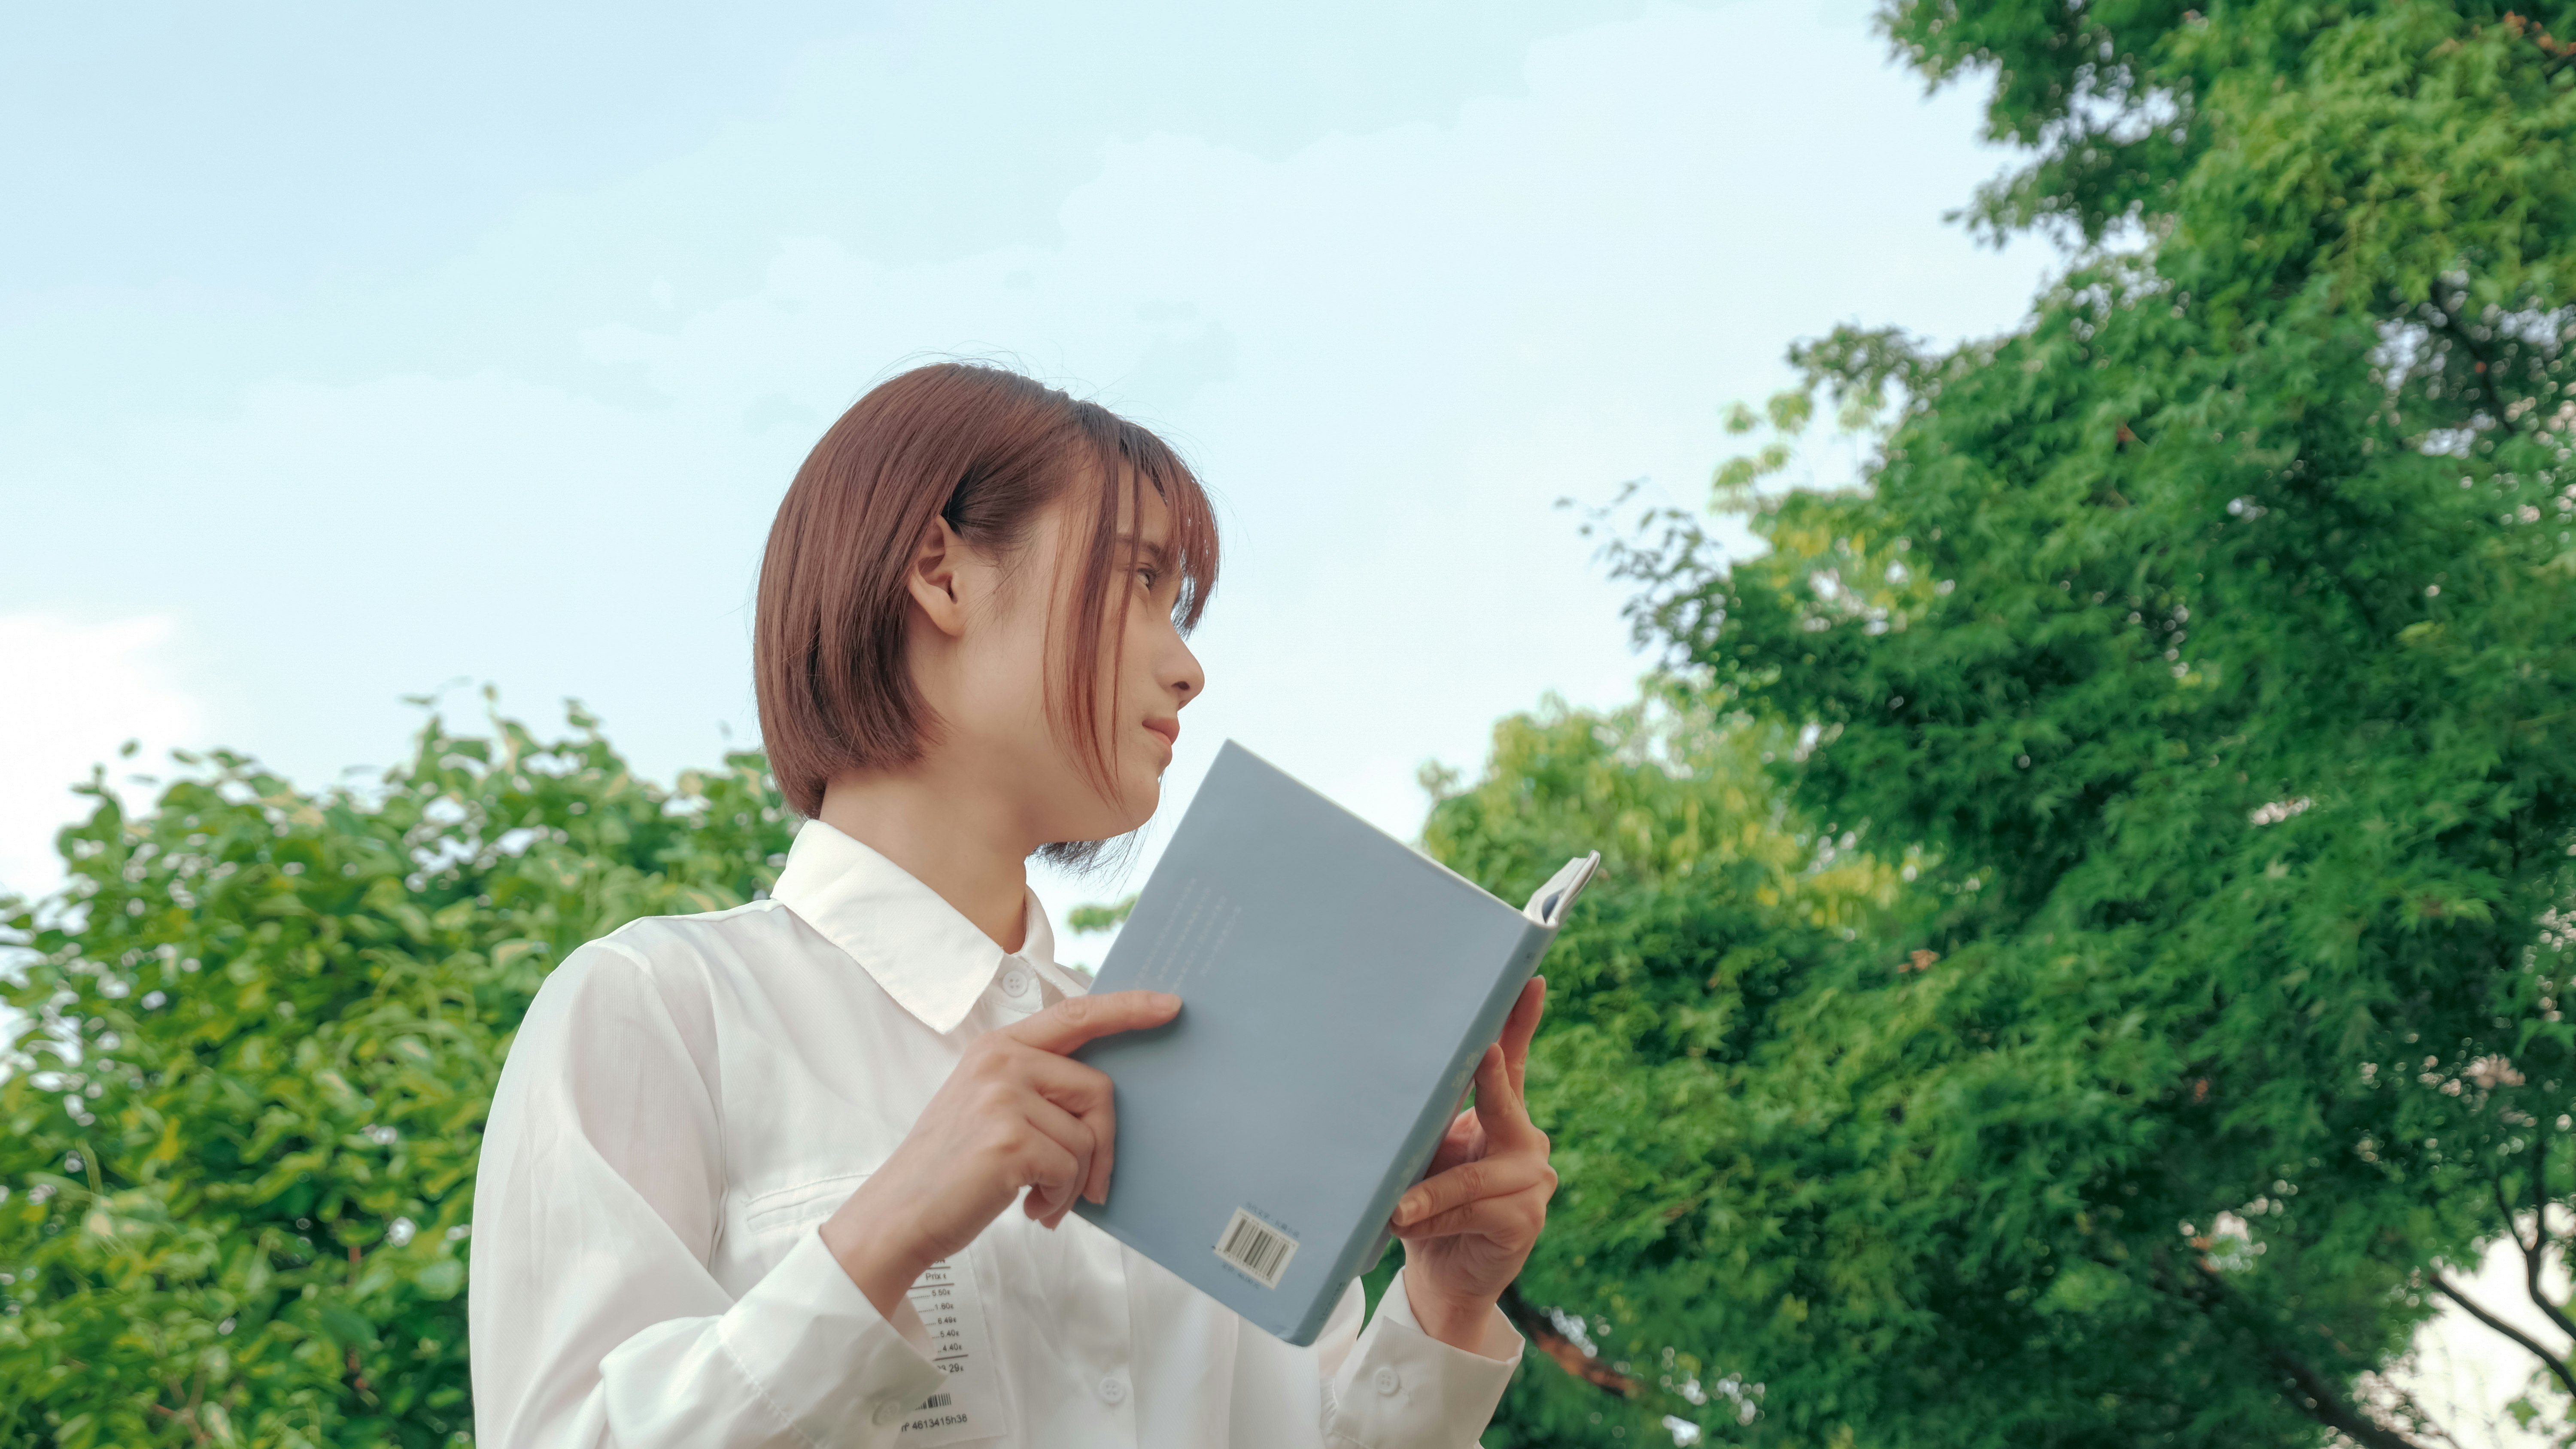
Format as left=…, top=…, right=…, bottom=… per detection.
left=709, top=1170, right=874, bottom=1293
left=741, top=1171, right=872, bottom=1236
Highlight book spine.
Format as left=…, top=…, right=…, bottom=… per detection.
left=1317, top=915, right=1564, bottom=1327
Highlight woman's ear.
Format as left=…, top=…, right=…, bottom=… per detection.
left=905, top=517, right=972, bottom=639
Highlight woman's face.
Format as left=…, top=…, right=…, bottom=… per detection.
left=942, top=475, right=1203, bottom=850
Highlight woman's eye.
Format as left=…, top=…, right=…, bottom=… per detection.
left=1136, top=567, right=1160, bottom=589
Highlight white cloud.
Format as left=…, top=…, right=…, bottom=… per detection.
left=0, top=612, right=209, bottom=901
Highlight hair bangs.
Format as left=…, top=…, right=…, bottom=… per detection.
left=1106, top=414, right=1219, bottom=634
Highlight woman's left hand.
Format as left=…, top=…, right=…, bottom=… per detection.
left=1387, top=976, right=1555, bottom=1351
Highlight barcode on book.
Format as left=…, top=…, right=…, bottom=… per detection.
left=915, top=1392, right=953, bottom=1410
left=1213, top=1206, right=1299, bottom=1288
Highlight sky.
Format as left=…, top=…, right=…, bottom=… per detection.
left=0, top=0, right=2053, bottom=913
left=1, top=2, right=2564, bottom=1438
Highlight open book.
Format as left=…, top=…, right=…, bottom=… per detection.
left=1070, top=741, right=1598, bottom=1344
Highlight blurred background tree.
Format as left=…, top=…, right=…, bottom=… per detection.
left=0, top=705, right=794, bottom=1447
left=1433, top=0, right=2576, bottom=1444
left=1388, top=686, right=1916, bottom=1444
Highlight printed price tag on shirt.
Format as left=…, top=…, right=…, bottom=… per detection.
left=899, top=1254, right=1007, bottom=1445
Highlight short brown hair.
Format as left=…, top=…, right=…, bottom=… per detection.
left=754, top=362, right=1219, bottom=821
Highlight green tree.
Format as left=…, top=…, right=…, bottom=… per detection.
left=1397, top=685, right=1913, bottom=1446
left=0, top=704, right=795, bottom=1447
left=1574, top=0, right=2576, bottom=1443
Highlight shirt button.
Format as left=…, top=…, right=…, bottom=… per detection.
left=1373, top=1365, right=1401, bottom=1396
left=1096, top=1375, right=1127, bottom=1405
left=870, top=1397, right=906, bottom=1427
left=1000, top=969, right=1032, bottom=998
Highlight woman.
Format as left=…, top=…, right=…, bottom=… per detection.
left=469, top=363, right=1556, bottom=1446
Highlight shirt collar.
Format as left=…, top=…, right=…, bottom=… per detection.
left=768, top=818, right=1059, bottom=1035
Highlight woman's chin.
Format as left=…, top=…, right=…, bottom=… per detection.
left=1050, top=790, right=1156, bottom=848
left=1112, top=776, right=1162, bottom=829
left=1126, top=786, right=1163, bottom=826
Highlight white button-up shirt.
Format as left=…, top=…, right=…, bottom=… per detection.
left=470, top=819, right=1523, bottom=1447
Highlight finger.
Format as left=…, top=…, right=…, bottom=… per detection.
left=1011, top=1132, right=1084, bottom=1225
left=1391, top=1190, right=1546, bottom=1244
left=1391, top=1149, right=1555, bottom=1227
left=1003, top=1050, right=1121, bottom=1204
left=1014, top=1049, right=1115, bottom=1115
left=1025, top=1103, right=1087, bottom=1217
left=1041, top=1059, right=1120, bottom=1204
left=1498, top=977, right=1547, bottom=1100
left=1428, top=1058, right=1482, bottom=1168
left=1021, top=1094, right=1097, bottom=1203
left=1472, top=1041, right=1541, bottom=1151
left=1004, top=989, right=1182, bottom=1056
left=1424, top=1108, right=1482, bottom=1178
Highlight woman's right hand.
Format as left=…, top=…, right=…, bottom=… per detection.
left=819, top=989, right=1181, bottom=1317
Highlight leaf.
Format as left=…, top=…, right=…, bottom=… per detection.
left=414, top=1257, right=465, bottom=1302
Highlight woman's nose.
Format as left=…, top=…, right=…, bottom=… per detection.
left=1167, top=642, right=1205, bottom=701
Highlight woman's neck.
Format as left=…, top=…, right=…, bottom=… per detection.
left=815, top=766, right=1030, bottom=953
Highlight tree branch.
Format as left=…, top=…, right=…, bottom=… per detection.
left=2527, top=1131, right=2576, bottom=1343
left=2369, top=1376, right=2473, bottom=1449
left=2166, top=1255, right=2433, bottom=1449
left=2494, top=1176, right=2532, bottom=1258
left=2431, top=1271, right=2576, bottom=1400
left=1498, top=1282, right=1642, bottom=1397
left=2261, top=1339, right=2432, bottom=1449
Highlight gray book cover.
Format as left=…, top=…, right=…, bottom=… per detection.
left=1071, top=740, right=1597, bottom=1345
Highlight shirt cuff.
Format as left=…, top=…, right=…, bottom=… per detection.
left=715, top=1227, right=948, bottom=1441
left=1323, top=1272, right=1525, bottom=1448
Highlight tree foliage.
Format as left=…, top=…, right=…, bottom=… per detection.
left=0, top=707, right=793, bottom=1447
left=1502, top=0, right=2576, bottom=1443
left=1404, top=687, right=1914, bottom=1445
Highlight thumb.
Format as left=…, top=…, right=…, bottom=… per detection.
left=1470, top=1042, right=1537, bottom=1148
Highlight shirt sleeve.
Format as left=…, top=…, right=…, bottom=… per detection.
left=1310, top=1268, right=1525, bottom=1448
left=468, top=941, right=946, bottom=1449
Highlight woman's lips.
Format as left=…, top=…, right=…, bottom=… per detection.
left=1143, top=718, right=1179, bottom=754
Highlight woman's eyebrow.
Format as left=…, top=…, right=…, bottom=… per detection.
left=1117, top=535, right=1173, bottom=570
